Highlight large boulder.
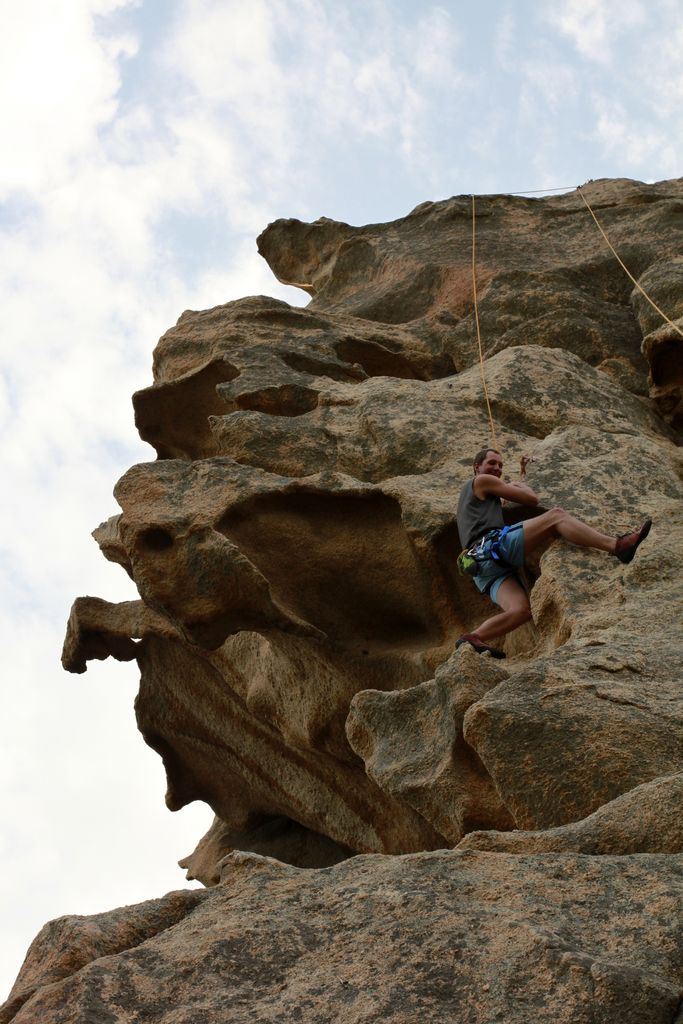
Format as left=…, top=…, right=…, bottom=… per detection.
left=4, top=851, right=683, bottom=1024
left=7, top=176, right=680, bottom=1019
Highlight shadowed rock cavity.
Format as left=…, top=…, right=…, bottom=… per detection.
left=219, top=489, right=440, bottom=651
left=134, top=358, right=240, bottom=459
left=630, top=256, right=683, bottom=429
left=16, top=175, right=681, bottom=1024
left=179, top=814, right=352, bottom=885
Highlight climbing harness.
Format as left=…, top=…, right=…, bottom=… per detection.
left=457, top=525, right=512, bottom=577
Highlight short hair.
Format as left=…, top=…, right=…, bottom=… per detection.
left=473, top=447, right=501, bottom=469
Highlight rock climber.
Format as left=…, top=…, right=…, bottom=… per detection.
left=455, top=447, right=652, bottom=658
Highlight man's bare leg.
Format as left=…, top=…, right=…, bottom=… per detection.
left=458, top=512, right=651, bottom=657
left=464, top=511, right=609, bottom=653
left=473, top=576, right=531, bottom=643
left=522, top=507, right=615, bottom=555
left=457, top=576, right=531, bottom=656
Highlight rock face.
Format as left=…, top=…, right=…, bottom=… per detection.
left=5, top=178, right=683, bottom=1021
left=457, top=772, right=683, bottom=855
left=5, top=852, right=683, bottom=1024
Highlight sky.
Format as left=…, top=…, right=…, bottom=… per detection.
left=1, top=0, right=682, bottom=999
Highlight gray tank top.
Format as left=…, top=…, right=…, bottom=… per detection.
left=457, top=479, right=504, bottom=548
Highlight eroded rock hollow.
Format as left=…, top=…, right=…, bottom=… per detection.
left=5, top=178, right=683, bottom=1023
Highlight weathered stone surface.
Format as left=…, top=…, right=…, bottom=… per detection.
left=458, top=772, right=683, bottom=854
left=346, top=647, right=514, bottom=843
left=4, top=852, right=683, bottom=1024
left=1, top=889, right=206, bottom=1024
left=134, top=297, right=453, bottom=462
left=258, top=178, right=683, bottom=389
left=59, top=432, right=680, bottom=866
left=24, top=176, right=682, bottom=1019
left=59, top=180, right=680, bottom=843
left=133, top=630, right=443, bottom=856
left=62, top=596, right=180, bottom=674
left=135, top=335, right=669, bottom=483
left=463, top=632, right=683, bottom=830
left=56, top=179, right=682, bottom=868
left=631, top=256, right=683, bottom=429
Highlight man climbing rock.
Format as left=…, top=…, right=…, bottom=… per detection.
left=456, top=447, right=652, bottom=658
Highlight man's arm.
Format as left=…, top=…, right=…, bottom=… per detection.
left=473, top=474, right=539, bottom=506
left=505, top=480, right=538, bottom=500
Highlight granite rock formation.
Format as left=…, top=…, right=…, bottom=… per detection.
left=4, top=852, right=683, bottom=1024
left=4, top=177, right=683, bottom=1022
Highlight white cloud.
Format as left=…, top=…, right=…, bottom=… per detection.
left=164, top=0, right=279, bottom=102
left=413, top=6, right=460, bottom=81
left=189, top=236, right=310, bottom=312
left=639, top=17, right=683, bottom=117
left=0, top=4, right=311, bottom=995
left=0, top=2, right=138, bottom=195
left=162, top=0, right=468, bottom=192
left=521, top=59, right=579, bottom=115
left=493, top=1, right=683, bottom=188
left=553, top=4, right=683, bottom=179
left=0, top=619, right=212, bottom=1000
left=548, top=0, right=645, bottom=63
left=493, top=7, right=515, bottom=67
left=590, top=94, right=678, bottom=176
left=161, top=0, right=291, bottom=189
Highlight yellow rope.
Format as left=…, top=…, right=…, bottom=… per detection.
left=471, top=195, right=499, bottom=451
left=577, top=186, right=683, bottom=340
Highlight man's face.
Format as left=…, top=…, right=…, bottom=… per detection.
left=475, top=450, right=503, bottom=477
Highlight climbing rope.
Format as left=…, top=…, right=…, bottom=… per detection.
left=469, top=183, right=683, bottom=460
left=471, top=194, right=499, bottom=451
left=576, top=186, right=683, bottom=340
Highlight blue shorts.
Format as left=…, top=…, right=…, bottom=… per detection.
left=472, top=523, right=526, bottom=605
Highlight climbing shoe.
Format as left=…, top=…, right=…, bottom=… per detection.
left=614, top=518, right=652, bottom=564
left=456, top=634, right=506, bottom=659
